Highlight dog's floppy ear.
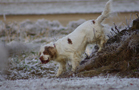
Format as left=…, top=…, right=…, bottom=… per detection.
left=44, top=46, right=57, bottom=58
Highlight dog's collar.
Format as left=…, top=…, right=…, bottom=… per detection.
left=53, top=43, right=56, bottom=48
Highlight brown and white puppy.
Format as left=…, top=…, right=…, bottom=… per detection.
left=39, top=0, right=112, bottom=77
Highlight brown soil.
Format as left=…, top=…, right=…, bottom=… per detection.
left=0, top=12, right=138, bottom=26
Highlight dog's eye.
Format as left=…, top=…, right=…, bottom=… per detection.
left=43, top=51, right=48, bottom=55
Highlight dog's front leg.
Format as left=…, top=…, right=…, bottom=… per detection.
left=71, top=56, right=80, bottom=72
left=98, top=39, right=106, bottom=52
left=56, top=61, right=66, bottom=77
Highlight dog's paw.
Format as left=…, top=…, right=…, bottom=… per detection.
left=57, top=71, right=76, bottom=78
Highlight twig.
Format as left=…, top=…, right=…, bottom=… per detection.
left=136, top=13, right=139, bottom=18
left=107, top=35, right=111, bottom=39
left=111, top=28, right=117, bottom=34
left=3, top=14, right=6, bottom=22
left=113, top=23, right=120, bottom=33
left=125, top=17, right=130, bottom=29
left=129, top=14, right=133, bottom=27
left=110, top=31, right=114, bottom=36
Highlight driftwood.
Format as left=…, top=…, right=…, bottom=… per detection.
left=59, top=16, right=139, bottom=78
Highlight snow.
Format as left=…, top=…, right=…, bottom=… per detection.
left=0, top=0, right=139, bottom=15
left=0, top=76, right=139, bottom=90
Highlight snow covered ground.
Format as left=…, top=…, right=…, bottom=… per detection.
left=0, top=0, right=139, bottom=15
left=0, top=76, right=139, bottom=90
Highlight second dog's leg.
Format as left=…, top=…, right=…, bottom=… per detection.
left=98, top=39, right=107, bottom=52
left=56, top=61, right=66, bottom=77
left=71, top=54, right=81, bottom=72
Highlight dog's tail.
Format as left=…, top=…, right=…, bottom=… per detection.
left=96, top=0, right=112, bottom=24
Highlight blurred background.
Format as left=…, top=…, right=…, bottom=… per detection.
left=0, top=0, right=139, bottom=26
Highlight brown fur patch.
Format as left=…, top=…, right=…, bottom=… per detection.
left=92, top=20, right=95, bottom=24
left=44, top=46, right=57, bottom=58
left=67, top=38, right=72, bottom=44
left=39, top=56, right=44, bottom=61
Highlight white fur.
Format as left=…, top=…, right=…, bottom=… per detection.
left=40, top=0, right=112, bottom=77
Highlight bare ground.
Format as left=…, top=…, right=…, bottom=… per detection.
left=0, top=12, right=138, bottom=26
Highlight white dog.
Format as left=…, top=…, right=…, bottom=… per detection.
left=39, top=0, right=112, bottom=77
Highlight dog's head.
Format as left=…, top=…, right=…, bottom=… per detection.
left=39, top=43, right=57, bottom=64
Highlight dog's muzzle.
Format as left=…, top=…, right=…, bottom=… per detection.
left=39, top=56, right=49, bottom=64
